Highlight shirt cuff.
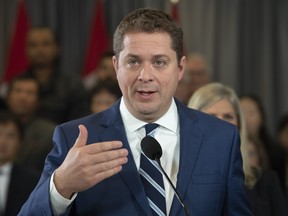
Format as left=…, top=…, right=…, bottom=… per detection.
left=49, top=172, right=77, bottom=215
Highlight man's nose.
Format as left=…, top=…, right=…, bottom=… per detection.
left=138, top=64, right=154, bottom=81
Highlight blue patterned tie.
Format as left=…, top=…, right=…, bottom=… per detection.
left=140, top=123, right=166, bottom=216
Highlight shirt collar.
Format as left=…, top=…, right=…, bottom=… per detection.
left=120, top=98, right=178, bottom=134
left=0, top=162, right=13, bottom=175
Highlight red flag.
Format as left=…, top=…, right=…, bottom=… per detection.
left=82, top=0, right=110, bottom=77
left=171, top=1, right=179, bottom=21
left=4, top=0, right=30, bottom=82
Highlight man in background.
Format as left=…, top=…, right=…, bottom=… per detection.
left=0, top=111, right=39, bottom=216
left=23, top=26, right=88, bottom=123
left=174, top=53, right=211, bottom=105
left=82, top=50, right=116, bottom=91
left=5, top=74, right=55, bottom=173
left=88, top=79, right=121, bottom=114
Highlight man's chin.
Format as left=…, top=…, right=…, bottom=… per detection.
left=31, top=60, right=54, bottom=68
left=137, top=106, right=159, bottom=119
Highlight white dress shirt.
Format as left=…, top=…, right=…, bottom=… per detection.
left=0, top=162, right=12, bottom=213
left=120, top=99, right=180, bottom=214
left=50, top=98, right=180, bottom=215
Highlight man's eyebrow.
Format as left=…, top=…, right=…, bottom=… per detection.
left=153, top=54, right=169, bottom=58
left=152, top=55, right=170, bottom=60
left=125, top=54, right=139, bottom=58
left=124, top=54, right=170, bottom=61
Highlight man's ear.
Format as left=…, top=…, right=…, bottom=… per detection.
left=112, top=56, right=118, bottom=75
left=178, top=56, right=186, bottom=81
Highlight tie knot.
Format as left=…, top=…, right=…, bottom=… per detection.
left=145, top=123, right=159, bottom=135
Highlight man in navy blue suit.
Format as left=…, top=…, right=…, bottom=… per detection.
left=19, top=8, right=252, bottom=216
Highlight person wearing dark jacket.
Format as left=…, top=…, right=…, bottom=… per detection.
left=23, top=26, right=88, bottom=124
left=0, top=111, right=39, bottom=216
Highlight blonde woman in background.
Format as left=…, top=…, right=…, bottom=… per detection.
left=188, top=82, right=288, bottom=216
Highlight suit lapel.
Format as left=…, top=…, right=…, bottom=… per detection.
left=97, top=103, right=152, bottom=216
left=170, top=101, right=203, bottom=216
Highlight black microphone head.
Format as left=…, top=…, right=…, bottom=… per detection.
left=141, top=136, right=162, bottom=160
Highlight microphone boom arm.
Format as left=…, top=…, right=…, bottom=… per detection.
left=155, top=158, right=190, bottom=216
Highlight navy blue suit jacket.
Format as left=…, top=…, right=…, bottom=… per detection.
left=19, top=99, right=252, bottom=216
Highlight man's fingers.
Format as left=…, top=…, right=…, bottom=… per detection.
left=98, top=156, right=128, bottom=172
left=94, top=166, right=124, bottom=184
left=74, top=125, right=88, bottom=148
left=85, top=141, right=124, bottom=154
left=91, top=158, right=128, bottom=185
left=85, top=148, right=128, bottom=166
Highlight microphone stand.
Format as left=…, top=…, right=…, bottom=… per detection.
left=156, top=158, right=190, bottom=216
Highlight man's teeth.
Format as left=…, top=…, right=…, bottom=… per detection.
left=142, top=92, right=150, bottom=95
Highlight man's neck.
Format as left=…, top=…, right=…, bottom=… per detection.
left=33, top=66, right=54, bottom=86
left=17, top=113, right=34, bottom=125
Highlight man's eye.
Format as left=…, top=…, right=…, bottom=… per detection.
left=154, top=60, right=166, bottom=67
left=223, top=114, right=236, bottom=121
left=128, top=59, right=138, bottom=66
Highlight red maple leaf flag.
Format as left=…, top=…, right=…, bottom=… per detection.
left=82, top=0, right=110, bottom=77
left=4, top=0, right=30, bottom=82
left=171, top=0, right=179, bottom=21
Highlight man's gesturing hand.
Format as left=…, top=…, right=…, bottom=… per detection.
left=54, top=125, right=128, bottom=199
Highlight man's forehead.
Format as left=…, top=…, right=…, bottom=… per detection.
left=124, top=53, right=169, bottom=58
left=27, top=29, right=55, bottom=42
left=123, top=32, right=172, bottom=46
left=120, top=33, right=174, bottom=56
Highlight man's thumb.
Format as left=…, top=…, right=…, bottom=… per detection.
left=74, top=124, right=88, bottom=148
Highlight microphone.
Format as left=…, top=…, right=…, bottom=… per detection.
left=141, top=136, right=190, bottom=216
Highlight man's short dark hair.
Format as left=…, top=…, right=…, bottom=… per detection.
left=0, top=110, right=24, bottom=140
left=113, top=8, right=183, bottom=64
left=7, top=73, right=41, bottom=99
